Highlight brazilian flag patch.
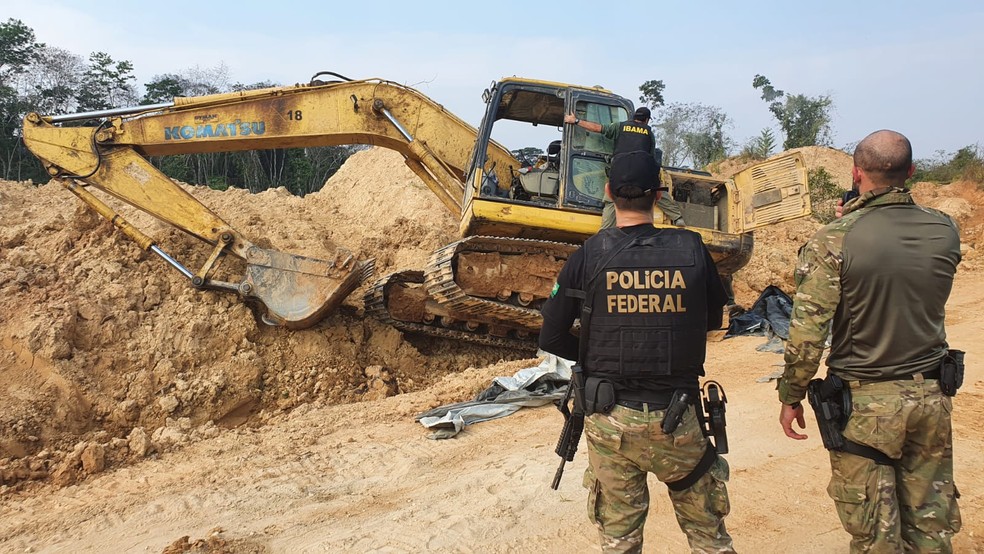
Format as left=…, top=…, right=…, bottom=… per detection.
left=550, top=282, right=559, bottom=297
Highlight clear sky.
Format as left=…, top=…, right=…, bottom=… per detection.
left=6, top=0, right=983, bottom=160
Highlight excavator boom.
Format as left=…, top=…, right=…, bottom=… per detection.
left=27, top=79, right=518, bottom=218
left=22, top=78, right=520, bottom=329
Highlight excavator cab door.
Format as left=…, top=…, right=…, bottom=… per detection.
left=730, top=152, right=811, bottom=233
left=562, top=92, right=632, bottom=211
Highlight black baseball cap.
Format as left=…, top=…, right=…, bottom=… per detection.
left=609, top=151, right=667, bottom=198
left=633, top=106, right=651, bottom=120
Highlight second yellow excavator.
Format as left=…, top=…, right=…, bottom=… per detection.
left=22, top=72, right=810, bottom=349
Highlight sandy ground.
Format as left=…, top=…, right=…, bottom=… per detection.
left=2, top=147, right=983, bottom=552
left=0, top=272, right=981, bottom=553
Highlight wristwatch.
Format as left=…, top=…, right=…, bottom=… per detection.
left=573, top=118, right=580, bottom=125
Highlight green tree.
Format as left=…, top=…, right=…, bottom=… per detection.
left=653, top=102, right=732, bottom=168
left=638, top=79, right=666, bottom=110
left=0, top=18, right=44, bottom=181
left=808, top=167, right=842, bottom=223
left=752, top=74, right=833, bottom=150
left=142, top=74, right=187, bottom=104
left=75, top=51, right=137, bottom=111
left=511, top=146, right=544, bottom=165
left=740, top=127, right=777, bottom=160
left=0, top=19, right=42, bottom=82
left=912, top=145, right=984, bottom=184
left=756, top=128, right=776, bottom=158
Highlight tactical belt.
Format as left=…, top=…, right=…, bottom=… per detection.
left=901, top=368, right=940, bottom=381
left=615, top=390, right=675, bottom=411
left=616, top=398, right=671, bottom=411
left=666, top=445, right=717, bottom=491
left=851, top=368, right=941, bottom=388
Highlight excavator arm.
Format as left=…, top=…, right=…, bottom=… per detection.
left=22, top=77, right=518, bottom=329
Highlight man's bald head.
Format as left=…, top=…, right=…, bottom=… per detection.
left=853, top=130, right=913, bottom=188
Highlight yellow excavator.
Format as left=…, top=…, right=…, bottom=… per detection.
left=22, top=72, right=810, bottom=349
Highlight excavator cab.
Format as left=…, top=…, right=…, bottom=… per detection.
left=461, top=77, right=810, bottom=250
left=461, top=79, right=634, bottom=242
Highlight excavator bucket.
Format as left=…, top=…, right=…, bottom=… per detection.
left=23, top=116, right=375, bottom=331
left=239, top=247, right=374, bottom=329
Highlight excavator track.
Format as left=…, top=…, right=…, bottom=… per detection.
left=364, top=270, right=537, bottom=351
left=425, top=236, right=579, bottom=335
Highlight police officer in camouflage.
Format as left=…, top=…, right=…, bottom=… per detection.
left=564, top=106, right=685, bottom=229
left=779, top=130, right=962, bottom=552
left=540, top=151, right=733, bottom=553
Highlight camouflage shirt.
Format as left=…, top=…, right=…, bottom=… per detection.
left=778, top=188, right=961, bottom=404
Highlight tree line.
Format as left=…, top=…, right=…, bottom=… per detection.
left=637, top=75, right=835, bottom=168
left=0, top=18, right=356, bottom=195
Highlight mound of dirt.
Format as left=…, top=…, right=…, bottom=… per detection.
left=0, top=148, right=513, bottom=490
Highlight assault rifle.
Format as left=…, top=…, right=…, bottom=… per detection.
left=549, top=232, right=637, bottom=490
left=551, top=364, right=586, bottom=490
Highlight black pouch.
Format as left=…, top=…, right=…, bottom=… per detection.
left=581, top=377, right=616, bottom=416
left=940, top=349, right=965, bottom=397
left=661, top=389, right=692, bottom=435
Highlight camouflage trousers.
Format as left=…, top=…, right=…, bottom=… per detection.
left=828, top=378, right=961, bottom=553
left=583, top=403, right=735, bottom=554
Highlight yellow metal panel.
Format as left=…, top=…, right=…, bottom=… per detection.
left=732, top=152, right=811, bottom=233
left=21, top=118, right=100, bottom=176
left=462, top=198, right=729, bottom=247
left=464, top=199, right=600, bottom=242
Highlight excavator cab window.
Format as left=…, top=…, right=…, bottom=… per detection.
left=565, top=100, right=628, bottom=209
left=570, top=102, right=621, bottom=154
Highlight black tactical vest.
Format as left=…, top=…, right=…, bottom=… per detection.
left=613, top=119, right=654, bottom=156
left=578, top=228, right=710, bottom=381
